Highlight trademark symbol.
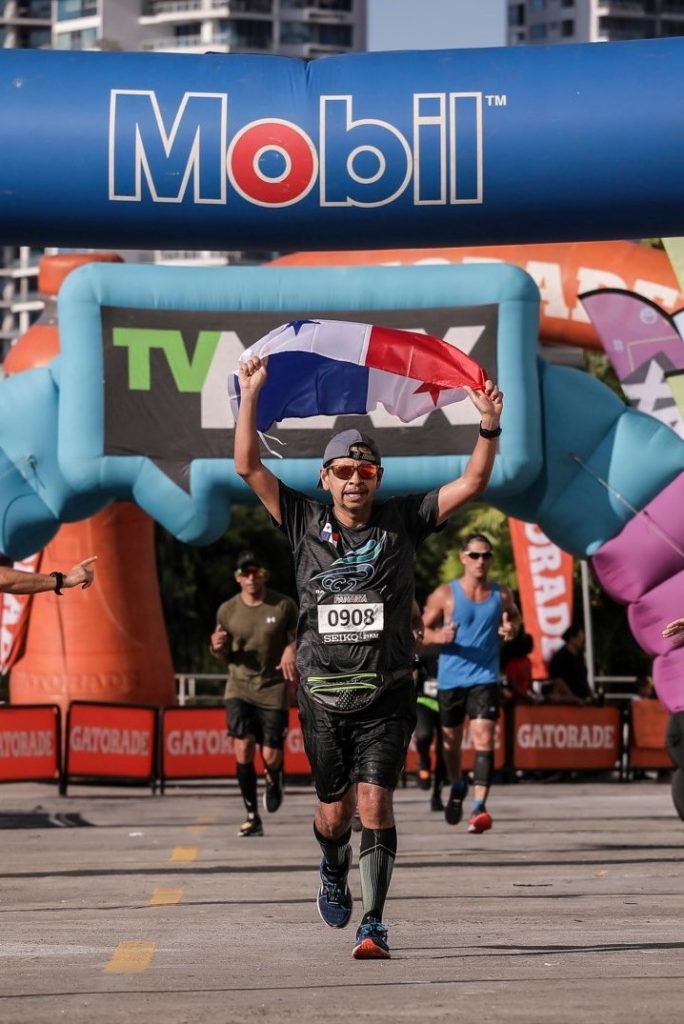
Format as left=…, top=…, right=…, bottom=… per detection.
left=485, top=94, right=507, bottom=107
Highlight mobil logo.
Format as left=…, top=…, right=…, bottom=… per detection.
left=108, top=89, right=484, bottom=210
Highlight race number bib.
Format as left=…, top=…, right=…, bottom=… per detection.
left=317, top=593, right=384, bottom=644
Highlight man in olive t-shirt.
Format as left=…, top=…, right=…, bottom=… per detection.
left=210, top=550, right=298, bottom=837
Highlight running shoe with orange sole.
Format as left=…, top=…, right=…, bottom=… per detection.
left=352, top=919, right=390, bottom=960
left=467, top=810, right=493, bottom=834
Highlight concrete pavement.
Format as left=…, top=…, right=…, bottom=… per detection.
left=0, top=777, right=682, bottom=1023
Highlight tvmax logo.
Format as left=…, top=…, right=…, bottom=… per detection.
left=108, top=90, right=484, bottom=209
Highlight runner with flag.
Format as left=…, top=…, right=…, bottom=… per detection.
left=233, top=325, right=502, bottom=960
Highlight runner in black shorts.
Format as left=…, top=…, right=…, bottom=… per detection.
left=210, top=550, right=298, bottom=838
left=234, top=349, right=503, bottom=960
left=423, top=535, right=520, bottom=835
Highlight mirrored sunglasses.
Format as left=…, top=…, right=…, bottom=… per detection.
left=236, top=567, right=266, bottom=577
left=326, top=463, right=380, bottom=481
left=466, top=551, right=493, bottom=561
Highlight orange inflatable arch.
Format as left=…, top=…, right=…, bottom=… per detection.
left=271, top=240, right=684, bottom=352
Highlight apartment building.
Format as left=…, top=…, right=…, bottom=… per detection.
left=0, top=0, right=367, bottom=354
left=508, top=0, right=684, bottom=45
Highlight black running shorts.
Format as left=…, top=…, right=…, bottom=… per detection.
left=438, top=683, right=500, bottom=728
left=226, top=698, right=288, bottom=750
left=297, top=680, right=417, bottom=804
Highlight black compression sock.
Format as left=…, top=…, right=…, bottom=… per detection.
left=236, top=762, right=258, bottom=817
left=359, top=826, right=397, bottom=921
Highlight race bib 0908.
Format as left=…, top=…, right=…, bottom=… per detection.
left=317, top=594, right=384, bottom=644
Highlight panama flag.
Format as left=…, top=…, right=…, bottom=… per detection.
left=229, top=319, right=488, bottom=433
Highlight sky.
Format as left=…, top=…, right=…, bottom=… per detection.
left=367, top=0, right=507, bottom=52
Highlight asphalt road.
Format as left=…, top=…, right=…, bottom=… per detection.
left=1, top=777, right=682, bottom=1024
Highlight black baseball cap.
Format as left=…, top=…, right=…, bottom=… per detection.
left=318, top=429, right=382, bottom=488
left=236, top=550, right=268, bottom=571
left=322, top=429, right=382, bottom=467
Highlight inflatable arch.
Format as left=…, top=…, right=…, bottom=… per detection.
left=1, top=40, right=684, bottom=710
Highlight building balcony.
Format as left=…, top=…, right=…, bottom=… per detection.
left=141, top=0, right=274, bottom=20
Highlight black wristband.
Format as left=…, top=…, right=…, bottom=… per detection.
left=479, top=423, right=502, bottom=439
left=49, top=571, right=64, bottom=595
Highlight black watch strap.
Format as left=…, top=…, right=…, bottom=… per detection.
left=479, top=423, right=502, bottom=439
left=50, top=571, right=64, bottom=595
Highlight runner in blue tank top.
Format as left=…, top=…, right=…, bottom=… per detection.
left=423, top=534, right=520, bottom=834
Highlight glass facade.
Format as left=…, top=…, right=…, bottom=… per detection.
left=55, top=0, right=98, bottom=20
left=280, top=19, right=352, bottom=44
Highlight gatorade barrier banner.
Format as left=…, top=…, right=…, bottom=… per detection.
left=161, top=706, right=311, bottom=787
left=0, top=704, right=61, bottom=784
left=629, top=700, right=672, bottom=770
left=508, top=518, right=574, bottom=679
left=161, top=706, right=236, bottom=782
left=405, top=713, right=506, bottom=775
left=513, top=704, right=621, bottom=772
left=64, top=701, right=157, bottom=789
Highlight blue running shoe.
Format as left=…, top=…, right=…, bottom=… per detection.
left=444, top=777, right=469, bottom=826
left=352, top=918, right=390, bottom=960
left=316, top=847, right=353, bottom=928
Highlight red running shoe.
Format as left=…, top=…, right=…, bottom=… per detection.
left=467, top=810, right=493, bottom=834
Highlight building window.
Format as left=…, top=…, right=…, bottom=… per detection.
left=529, top=23, right=547, bottom=40
left=281, top=0, right=352, bottom=9
left=55, top=0, right=98, bottom=20
left=561, top=19, right=574, bottom=36
left=598, top=15, right=657, bottom=37
left=216, top=19, right=273, bottom=49
left=530, top=0, right=546, bottom=10
left=508, top=3, right=525, bottom=27
left=561, top=0, right=574, bottom=7
left=55, top=26, right=98, bottom=48
left=280, top=20, right=351, bottom=45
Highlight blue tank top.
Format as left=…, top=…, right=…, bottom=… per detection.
left=437, top=580, right=502, bottom=690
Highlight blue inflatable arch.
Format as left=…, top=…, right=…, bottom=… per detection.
left=0, top=40, right=683, bottom=709
left=2, top=39, right=684, bottom=249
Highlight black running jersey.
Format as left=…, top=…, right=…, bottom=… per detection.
left=278, top=482, right=441, bottom=687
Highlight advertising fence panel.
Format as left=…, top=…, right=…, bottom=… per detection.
left=161, top=706, right=236, bottom=783
left=628, top=700, right=672, bottom=770
left=64, top=702, right=157, bottom=792
left=1, top=697, right=667, bottom=790
left=513, top=704, right=621, bottom=772
left=160, top=706, right=311, bottom=789
left=0, top=704, right=61, bottom=784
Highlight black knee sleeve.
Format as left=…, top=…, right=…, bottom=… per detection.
left=473, top=750, right=494, bottom=789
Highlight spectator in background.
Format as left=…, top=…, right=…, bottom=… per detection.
left=501, top=631, right=539, bottom=705
left=545, top=624, right=592, bottom=706
left=210, top=550, right=298, bottom=838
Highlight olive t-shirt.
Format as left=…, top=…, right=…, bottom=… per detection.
left=215, top=589, right=298, bottom=709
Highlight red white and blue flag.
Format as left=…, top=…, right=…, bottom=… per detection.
left=229, top=319, right=488, bottom=433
